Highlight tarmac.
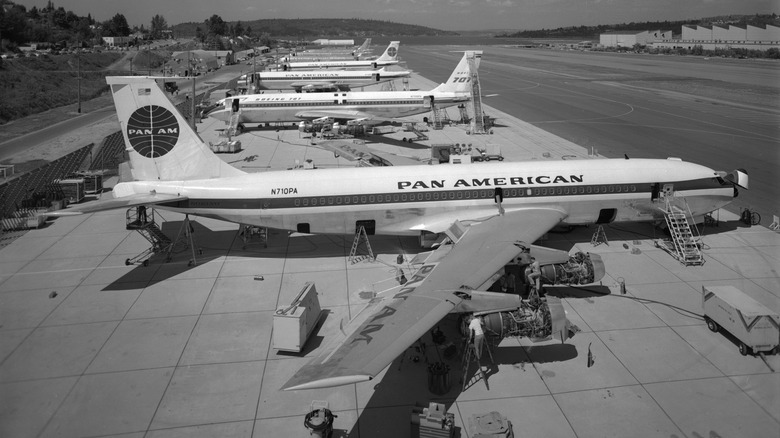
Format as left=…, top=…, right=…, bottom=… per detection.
left=1, top=69, right=779, bottom=438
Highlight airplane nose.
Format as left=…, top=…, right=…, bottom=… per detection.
left=206, top=107, right=229, bottom=122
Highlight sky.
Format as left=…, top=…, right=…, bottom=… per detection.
left=14, top=0, right=777, bottom=31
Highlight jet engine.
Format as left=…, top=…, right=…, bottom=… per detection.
left=539, top=251, right=605, bottom=285
left=462, top=295, right=571, bottom=343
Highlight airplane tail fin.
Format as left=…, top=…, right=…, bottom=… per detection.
left=107, top=76, right=245, bottom=181
left=356, top=38, right=371, bottom=55
left=430, top=51, right=482, bottom=94
left=376, top=41, right=400, bottom=62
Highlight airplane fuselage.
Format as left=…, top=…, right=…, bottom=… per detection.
left=243, top=70, right=410, bottom=92
left=285, top=60, right=398, bottom=70
left=209, top=90, right=470, bottom=124
left=114, top=158, right=736, bottom=237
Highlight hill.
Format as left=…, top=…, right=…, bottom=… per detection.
left=499, top=13, right=780, bottom=38
left=171, top=18, right=458, bottom=39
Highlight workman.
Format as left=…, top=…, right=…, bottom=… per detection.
left=468, top=315, right=485, bottom=364
left=527, top=257, right=541, bottom=292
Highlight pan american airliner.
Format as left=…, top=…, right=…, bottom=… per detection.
left=209, top=50, right=481, bottom=126
left=50, top=74, right=747, bottom=391
left=281, top=41, right=399, bottom=70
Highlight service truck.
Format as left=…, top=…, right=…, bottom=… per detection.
left=702, top=285, right=780, bottom=355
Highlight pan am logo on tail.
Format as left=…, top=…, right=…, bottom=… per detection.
left=126, top=105, right=179, bottom=158
left=387, top=46, right=397, bottom=58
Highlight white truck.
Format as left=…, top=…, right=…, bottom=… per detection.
left=702, top=285, right=780, bottom=355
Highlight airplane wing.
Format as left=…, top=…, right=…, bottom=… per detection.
left=282, top=207, right=567, bottom=390
left=294, top=110, right=394, bottom=125
left=45, top=192, right=189, bottom=216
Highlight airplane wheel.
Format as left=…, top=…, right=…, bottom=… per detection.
left=739, top=342, right=751, bottom=356
left=498, top=156, right=504, bottom=161
left=705, top=317, right=718, bottom=332
left=143, top=260, right=149, bottom=267
left=125, top=258, right=131, bottom=266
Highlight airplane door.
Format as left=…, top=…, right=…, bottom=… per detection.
left=424, top=96, right=433, bottom=109
left=231, top=98, right=240, bottom=113
left=651, top=183, right=660, bottom=201
left=373, top=73, right=380, bottom=82
left=662, top=184, right=674, bottom=198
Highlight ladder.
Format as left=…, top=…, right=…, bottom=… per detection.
left=662, top=198, right=704, bottom=265
left=222, top=110, right=241, bottom=137
left=461, top=334, right=493, bottom=391
left=348, top=225, right=374, bottom=264
left=591, top=225, right=608, bottom=246
left=467, top=52, right=486, bottom=135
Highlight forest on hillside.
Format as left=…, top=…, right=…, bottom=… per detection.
left=499, top=13, right=780, bottom=38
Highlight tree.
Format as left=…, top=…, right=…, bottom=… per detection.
left=195, top=26, right=205, bottom=43
left=151, top=14, right=167, bottom=39
left=205, top=14, right=226, bottom=36
left=104, top=13, right=130, bottom=36
left=233, top=21, right=244, bottom=38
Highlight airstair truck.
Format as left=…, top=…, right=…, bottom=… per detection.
left=702, top=286, right=780, bottom=356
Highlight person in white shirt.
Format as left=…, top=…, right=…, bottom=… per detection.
left=468, top=315, right=485, bottom=363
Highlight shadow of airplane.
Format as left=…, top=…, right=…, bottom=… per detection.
left=344, top=313, right=580, bottom=437
left=103, top=219, right=424, bottom=290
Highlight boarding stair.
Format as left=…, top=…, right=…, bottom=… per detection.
left=467, top=52, right=486, bottom=135
left=221, top=110, right=242, bottom=137
left=349, top=225, right=374, bottom=264
left=430, top=106, right=449, bottom=130
left=658, top=197, right=704, bottom=266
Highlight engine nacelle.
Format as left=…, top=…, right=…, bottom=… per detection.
left=540, top=252, right=605, bottom=285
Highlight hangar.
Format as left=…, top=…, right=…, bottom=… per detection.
left=599, top=30, right=672, bottom=48
left=601, top=24, right=780, bottom=51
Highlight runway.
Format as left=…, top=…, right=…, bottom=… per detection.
left=401, top=47, right=780, bottom=225
left=0, top=46, right=778, bottom=438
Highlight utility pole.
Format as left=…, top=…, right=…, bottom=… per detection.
left=77, top=41, right=81, bottom=113
left=148, top=40, right=152, bottom=76
left=191, top=76, right=196, bottom=130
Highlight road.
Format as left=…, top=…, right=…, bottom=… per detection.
left=402, top=47, right=780, bottom=224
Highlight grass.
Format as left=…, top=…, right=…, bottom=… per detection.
left=0, top=52, right=123, bottom=124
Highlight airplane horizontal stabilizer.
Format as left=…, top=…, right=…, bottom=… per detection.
left=45, top=193, right=188, bottom=216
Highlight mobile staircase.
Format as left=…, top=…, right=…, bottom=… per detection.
left=656, top=196, right=705, bottom=266
left=125, top=207, right=201, bottom=266
left=125, top=207, right=172, bottom=266
left=221, top=110, right=242, bottom=137
left=430, top=107, right=449, bottom=130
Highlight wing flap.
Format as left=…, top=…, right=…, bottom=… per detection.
left=45, top=193, right=188, bottom=216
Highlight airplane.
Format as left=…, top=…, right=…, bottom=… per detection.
left=281, top=39, right=373, bottom=62
left=208, top=51, right=480, bottom=126
left=281, top=41, right=399, bottom=70
left=238, top=67, right=411, bottom=93
left=49, top=75, right=748, bottom=391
